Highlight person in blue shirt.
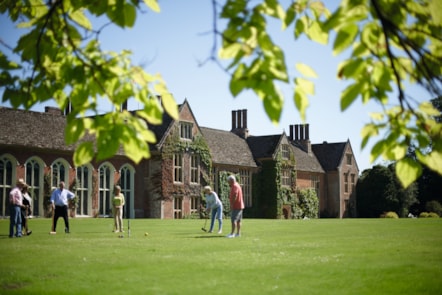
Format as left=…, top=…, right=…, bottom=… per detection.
left=50, top=181, right=75, bottom=234
left=204, top=186, right=223, bottom=234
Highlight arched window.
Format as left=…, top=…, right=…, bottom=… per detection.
left=119, top=164, right=135, bottom=219
left=98, top=162, right=115, bottom=216
left=0, top=154, right=16, bottom=217
left=76, top=164, right=93, bottom=216
left=25, top=157, right=45, bottom=217
left=51, top=158, right=70, bottom=188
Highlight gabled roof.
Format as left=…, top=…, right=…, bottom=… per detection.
left=246, top=134, right=284, bottom=160
left=0, top=107, right=74, bottom=151
left=311, top=141, right=348, bottom=172
left=151, top=99, right=203, bottom=150
left=200, top=127, right=257, bottom=168
left=291, top=143, right=324, bottom=173
left=148, top=108, right=176, bottom=150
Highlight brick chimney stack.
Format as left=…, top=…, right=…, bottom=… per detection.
left=231, top=109, right=249, bottom=139
left=289, top=124, right=311, bottom=154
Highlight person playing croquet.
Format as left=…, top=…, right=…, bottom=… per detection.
left=203, top=185, right=223, bottom=234
left=226, top=175, right=244, bottom=238
left=112, top=185, right=125, bottom=233
left=50, top=181, right=75, bottom=234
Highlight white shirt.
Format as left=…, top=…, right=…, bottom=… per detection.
left=50, top=188, right=75, bottom=206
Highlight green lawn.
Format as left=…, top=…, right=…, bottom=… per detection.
left=1, top=218, right=441, bottom=294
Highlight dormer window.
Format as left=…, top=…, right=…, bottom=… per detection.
left=281, top=144, right=290, bottom=160
left=180, top=122, right=193, bottom=140
left=346, top=154, right=352, bottom=165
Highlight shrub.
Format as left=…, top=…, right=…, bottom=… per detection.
left=381, top=211, right=399, bottom=218
left=425, top=201, right=442, bottom=216
left=419, top=212, right=440, bottom=218
left=427, top=212, right=440, bottom=218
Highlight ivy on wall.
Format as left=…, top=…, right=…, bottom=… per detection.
left=162, top=126, right=211, bottom=175
left=43, top=173, right=52, bottom=217
left=161, top=124, right=213, bottom=200
left=252, top=149, right=297, bottom=219
left=217, top=171, right=240, bottom=216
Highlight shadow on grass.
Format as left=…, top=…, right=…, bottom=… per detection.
left=194, top=235, right=225, bottom=238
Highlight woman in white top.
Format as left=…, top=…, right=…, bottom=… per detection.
left=204, top=186, right=223, bottom=234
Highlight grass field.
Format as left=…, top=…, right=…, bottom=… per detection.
left=1, top=217, right=441, bottom=295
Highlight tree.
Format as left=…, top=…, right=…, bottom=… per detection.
left=216, top=0, right=442, bottom=188
left=1, top=1, right=441, bottom=187
left=356, top=164, right=418, bottom=217
left=406, top=96, right=442, bottom=214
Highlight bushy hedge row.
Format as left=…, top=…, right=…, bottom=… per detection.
left=381, top=211, right=399, bottom=218
left=380, top=211, right=440, bottom=218
left=419, top=212, right=440, bottom=218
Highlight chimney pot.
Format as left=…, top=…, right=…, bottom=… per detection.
left=231, top=110, right=237, bottom=130
left=305, top=124, right=309, bottom=140
left=289, top=125, right=294, bottom=141
left=243, top=109, right=247, bottom=129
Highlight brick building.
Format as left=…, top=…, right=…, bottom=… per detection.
left=0, top=100, right=358, bottom=219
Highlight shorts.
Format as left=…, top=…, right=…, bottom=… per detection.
left=231, top=209, right=243, bottom=223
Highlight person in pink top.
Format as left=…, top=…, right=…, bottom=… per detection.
left=226, top=175, right=244, bottom=238
left=9, top=178, right=26, bottom=238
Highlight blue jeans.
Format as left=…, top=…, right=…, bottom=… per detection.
left=9, top=205, right=22, bottom=237
left=209, top=205, right=223, bottom=232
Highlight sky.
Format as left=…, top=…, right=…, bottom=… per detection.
left=0, top=0, right=433, bottom=172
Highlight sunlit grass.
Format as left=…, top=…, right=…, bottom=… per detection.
left=1, top=218, right=441, bottom=294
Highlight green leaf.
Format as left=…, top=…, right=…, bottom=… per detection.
left=307, top=20, right=328, bottom=45
left=65, top=118, right=86, bottom=144
left=333, top=24, right=358, bottom=55
left=123, top=2, right=137, bottom=27
left=96, top=135, right=120, bottom=161
left=283, top=5, right=296, bottom=29
left=137, top=99, right=163, bottom=125
left=294, top=17, right=306, bottom=39
left=144, top=0, right=161, bottom=13
left=372, top=64, right=393, bottom=91
left=395, top=158, right=422, bottom=188
left=294, top=88, right=309, bottom=122
left=295, top=63, right=317, bottom=78
left=123, top=137, right=150, bottom=163
left=370, top=139, right=387, bottom=163
left=73, top=142, right=94, bottom=167
left=417, top=149, right=442, bottom=176
left=230, top=64, right=248, bottom=96
left=261, top=89, right=283, bottom=124
left=107, top=1, right=136, bottom=27
left=69, top=9, right=92, bottom=31
left=360, top=123, right=378, bottom=149
left=219, top=43, right=243, bottom=59
left=161, top=93, right=178, bottom=120
left=0, top=53, right=20, bottom=70
left=338, top=58, right=366, bottom=79
left=340, top=81, right=364, bottom=111
left=385, top=143, right=407, bottom=161
left=295, top=78, right=315, bottom=95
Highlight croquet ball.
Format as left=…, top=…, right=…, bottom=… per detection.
left=144, top=232, right=148, bottom=236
